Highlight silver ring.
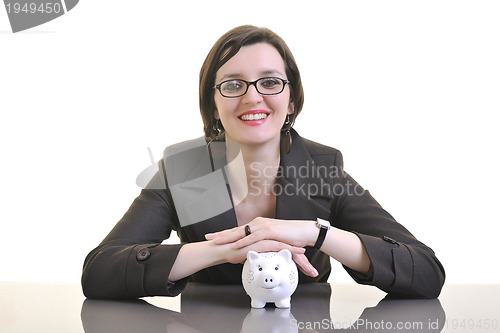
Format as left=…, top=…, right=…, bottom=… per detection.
left=244, top=225, right=251, bottom=236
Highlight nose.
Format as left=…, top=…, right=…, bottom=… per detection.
left=242, top=83, right=263, bottom=103
left=261, top=275, right=279, bottom=288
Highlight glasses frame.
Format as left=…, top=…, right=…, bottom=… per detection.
left=214, top=77, right=290, bottom=98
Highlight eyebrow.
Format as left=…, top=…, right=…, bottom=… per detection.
left=218, top=70, right=285, bottom=82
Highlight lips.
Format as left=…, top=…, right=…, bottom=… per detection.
left=238, top=110, right=270, bottom=125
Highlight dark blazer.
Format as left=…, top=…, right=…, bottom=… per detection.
left=81, top=130, right=445, bottom=299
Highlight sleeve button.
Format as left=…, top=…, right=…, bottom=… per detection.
left=136, top=248, right=151, bottom=261
left=382, top=236, right=398, bottom=244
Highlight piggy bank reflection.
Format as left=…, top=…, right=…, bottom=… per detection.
left=241, top=308, right=298, bottom=333
left=242, top=249, right=298, bottom=308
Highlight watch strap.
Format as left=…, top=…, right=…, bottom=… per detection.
left=313, top=218, right=330, bottom=250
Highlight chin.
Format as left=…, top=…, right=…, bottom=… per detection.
left=232, top=133, right=280, bottom=147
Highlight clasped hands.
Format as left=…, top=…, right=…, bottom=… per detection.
left=205, top=217, right=319, bottom=277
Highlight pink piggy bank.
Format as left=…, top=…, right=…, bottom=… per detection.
left=242, top=249, right=298, bottom=308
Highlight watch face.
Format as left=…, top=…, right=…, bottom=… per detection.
left=317, top=218, right=330, bottom=228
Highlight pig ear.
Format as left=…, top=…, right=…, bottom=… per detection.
left=277, top=249, right=293, bottom=263
left=247, top=251, right=259, bottom=264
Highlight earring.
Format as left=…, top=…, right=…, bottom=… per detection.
left=213, top=119, right=224, bottom=141
left=284, top=114, right=291, bottom=126
left=282, top=130, right=292, bottom=155
left=281, top=114, right=293, bottom=155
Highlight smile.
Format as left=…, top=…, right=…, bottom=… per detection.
left=239, top=113, right=269, bottom=121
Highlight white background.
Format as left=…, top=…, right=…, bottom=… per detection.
left=1, top=1, right=498, bottom=285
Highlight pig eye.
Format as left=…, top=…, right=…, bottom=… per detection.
left=258, top=266, right=262, bottom=271
left=275, top=266, right=279, bottom=270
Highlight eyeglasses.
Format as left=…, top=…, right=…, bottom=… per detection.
left=214, top=77, right=290, bottom=98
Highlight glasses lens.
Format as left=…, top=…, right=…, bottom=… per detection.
left=257, top=78, right=285, bottom=95
left=220, top=80, right=246, bottom=97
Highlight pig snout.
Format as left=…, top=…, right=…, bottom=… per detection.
left=258, top=272, right=280, bottom=289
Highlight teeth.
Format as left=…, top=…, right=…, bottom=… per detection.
left=240, top=113, right=268, bottom=121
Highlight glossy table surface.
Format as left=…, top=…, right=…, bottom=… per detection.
left=1, top=282, right=499, bottom=332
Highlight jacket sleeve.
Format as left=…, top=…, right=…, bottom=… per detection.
left=329, top=151, right=445, bottom=298
left=81, top=187, right=189, bottom=299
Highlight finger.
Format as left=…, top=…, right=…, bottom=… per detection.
left=231, top=225, right=279, bottom=249
left=204, top=229, right=232, bottom=240
left=231, top=232, right=261, bottom=249
left=288, top=245, right=306, bottom=254
left=205, top=226, right=247, bottom=244
left=206, top=217, right=271, bottom=243
left=293, top=253, right=319, bottom=277
left=248, top=240, right=305, bottom=255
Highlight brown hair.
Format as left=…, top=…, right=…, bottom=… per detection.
left=199, top=25, right=304, bottom=141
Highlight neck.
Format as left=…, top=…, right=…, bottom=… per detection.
left=226, top=135, right=280, bottom=172
left=224, top=135, right=281, bottom=202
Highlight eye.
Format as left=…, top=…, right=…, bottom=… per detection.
left=221, top=80, right=244, bottom=92
left=275, top=265, right=279, bottom=270
left=258, top=266, right=262, bottom=271
left=259, top=77, right=281, bottom=89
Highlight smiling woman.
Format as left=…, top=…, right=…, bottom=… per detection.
left=81, top=25, right=445, bottom=300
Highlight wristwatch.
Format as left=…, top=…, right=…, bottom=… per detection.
left=313, top=218, right=330, bottom=250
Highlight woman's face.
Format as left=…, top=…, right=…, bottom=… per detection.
left=214, top=43, right=293, bottom=149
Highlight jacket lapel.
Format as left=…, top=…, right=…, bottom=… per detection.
left=276, top=130, right=332, bottom=221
